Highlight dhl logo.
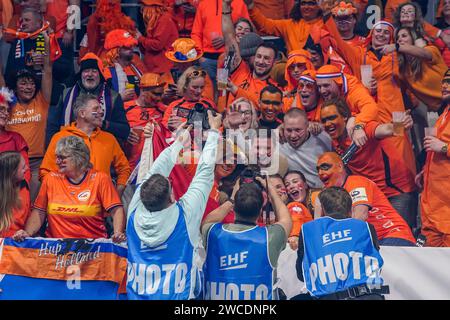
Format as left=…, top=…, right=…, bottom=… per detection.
left=48, top=203, right=101, bottom=217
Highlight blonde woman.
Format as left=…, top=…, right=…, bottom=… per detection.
left=162, top=66, right=217, bottom=131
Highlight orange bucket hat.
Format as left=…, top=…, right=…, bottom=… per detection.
left=104, top=29, right=138, bottom=50
left=165, top=38, right=204, bottom=63
left=139, top=73, right=166, bottom=88
left=316, top=64, right=348, bottom=94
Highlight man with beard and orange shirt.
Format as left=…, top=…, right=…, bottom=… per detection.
left=316, top=152, right=415, bottom=246
left=320, top=98, right=418, bottom=229
left=416, top=70, right=450, bottom=247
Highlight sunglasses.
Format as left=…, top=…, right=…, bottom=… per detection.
left=188, top=70, right=206, bottom=78
left=298, top=81, right=315, bottom=90
left=261, top=100, right=282, bottom=106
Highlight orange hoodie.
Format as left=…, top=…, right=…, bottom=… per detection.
left=40, top=123, right=131, bottom=187
left=191, top=0, right=249, bottom=54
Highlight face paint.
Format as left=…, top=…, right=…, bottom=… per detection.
left=316, top=153, right=347, bottom=187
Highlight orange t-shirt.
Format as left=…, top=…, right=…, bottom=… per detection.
left=333, top=121, right=416, bottom=198
left=230, top=60, right=279, bottom=109
left=124, top=101, right=166, bottom=171
left=287, top=201, right=312, bottom=238
left=34, top=170, right=122, bottom=239
left=0, top=182, right=30, bottom=238
left=6, top=92, right=49, bottom=158
left=344, top=175, right=415, bottom=243
left=162, top=97, right=217, bottom=130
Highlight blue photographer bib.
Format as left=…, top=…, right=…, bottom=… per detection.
left=302, top=217, right=384, bottom=297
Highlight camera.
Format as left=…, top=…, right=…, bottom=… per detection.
left=239, top=166, right=263, bottom=189
left=186, top=103, right=215, bottom=130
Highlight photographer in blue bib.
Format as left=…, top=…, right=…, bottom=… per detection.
left=296, top=187, right=389, bottom=300
left=126, top=110, right=222, bottom=300
left=201, top=170, right=292, bottom=300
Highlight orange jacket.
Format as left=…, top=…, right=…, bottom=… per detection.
left=399, top=45, right=447, bottom=111
left=191, top=0, right=249, bottom=54
left=421, top=105, right=450, bottom=234
left=40, top=123, right=131, bottom=187
left=248, top=6, right=323, bottom=52
left=324, top=17, right=402, bottom=123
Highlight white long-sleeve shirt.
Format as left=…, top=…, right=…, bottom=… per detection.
left=127, top=130, right=220, bottom=249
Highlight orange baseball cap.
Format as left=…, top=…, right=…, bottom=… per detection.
left=104, top=29, right=138, bottom=50
left=139, top=73, right=166, bottom=88
left=165, top=38, right=203, bottom=63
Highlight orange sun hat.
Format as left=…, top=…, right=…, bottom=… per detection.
left=139, top=73, right=166, bottom=89
left=165, top=38, right=204, bottom=63
left=104, top=29, right=138, bottom=50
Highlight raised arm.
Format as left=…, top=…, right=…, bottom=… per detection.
left=180, top=112, right=222, bottom=226
left=41, top=31, right=53, bottom=103
left=374, top=110, right=413, bottom=139
left=256, top=176, right=292, bottom=237
left=222, top=0, right=242, bottom=67
left=244, top=0, right=288, bottom=37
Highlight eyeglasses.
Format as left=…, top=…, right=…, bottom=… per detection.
left=239, top=110, right=252, bottom=116
left=261, top=100, right=282, bottom=106
left=188, top=70, right=206, bottom=78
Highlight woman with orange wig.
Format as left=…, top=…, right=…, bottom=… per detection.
left=79, top=0, right=137, bottom=61
left=138, top=0, right=179, bottom=78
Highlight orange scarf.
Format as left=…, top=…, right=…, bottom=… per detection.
left=2, top=21, right=62, bottom=62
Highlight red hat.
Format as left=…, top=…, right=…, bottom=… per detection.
left=104, top=29, right=138, bottom=50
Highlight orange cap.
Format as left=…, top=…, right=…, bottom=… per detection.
left=104, top=29, right=138, bottom=50
left=139, top=73, right=166, bottom=88
left=165, top=38, right=203, bottom=63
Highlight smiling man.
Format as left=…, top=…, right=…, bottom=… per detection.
left=46, top=53, right=130, bottom=145
left=258, top=85, right=283, bottom=129
left=279, top=108, right=331, bottom=188
left=320, top=98, right=418, bottom=229
left=40, top=94, right=130, bottom=196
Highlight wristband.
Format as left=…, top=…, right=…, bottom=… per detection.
left=354, top=124, right=364, bottom=130
left=228, top=198, right=235, bottom=205
left=442, top=143, right=448, bottom=154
